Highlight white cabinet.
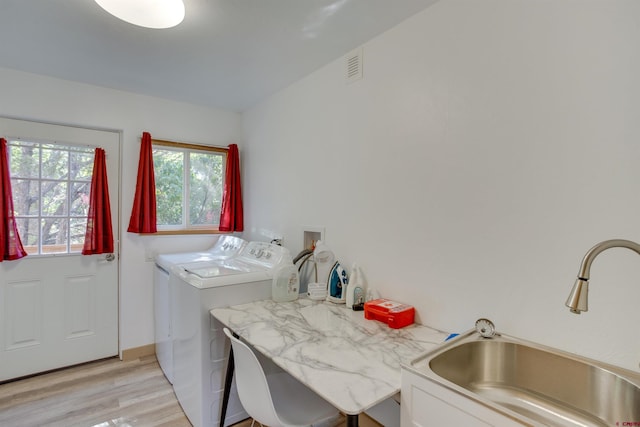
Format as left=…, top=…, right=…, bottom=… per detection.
left=400, top=368, right=528, bottom=427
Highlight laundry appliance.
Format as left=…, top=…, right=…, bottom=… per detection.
left=170, top=241, right=293, bottom=427
left=154, top=235, right=246, bottom=384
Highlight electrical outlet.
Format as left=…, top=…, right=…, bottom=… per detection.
left=145, top=248, right=156, bottom=262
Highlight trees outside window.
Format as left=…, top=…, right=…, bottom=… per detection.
left=152, top=141, right=226, bottom=231
left=8, top=140, right=94, bottom=254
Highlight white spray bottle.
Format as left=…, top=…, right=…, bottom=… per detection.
left=347, top=263, right=365, bottom=309
left=313, top=241, right=335, bottom=294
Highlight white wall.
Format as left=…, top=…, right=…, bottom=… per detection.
left=0, top=67, right=241, bottom=354
left=242, top=0, right=640, bottom=372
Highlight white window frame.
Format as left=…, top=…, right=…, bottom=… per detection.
left=7, top=139, right=94, bottom=256
left=152, top=139, right=227, bottom=235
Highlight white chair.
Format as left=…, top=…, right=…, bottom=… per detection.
left=223, top=328, right=339, bottom=427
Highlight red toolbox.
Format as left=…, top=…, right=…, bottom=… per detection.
left=364, top=298, right=415, bottom=329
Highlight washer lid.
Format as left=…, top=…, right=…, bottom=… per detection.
left=182, top=262, right=249, bottom=279
left=156, top=251, right=223, bottom=271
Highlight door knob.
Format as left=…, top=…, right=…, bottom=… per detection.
left=105, top=253, right=115, bottom=262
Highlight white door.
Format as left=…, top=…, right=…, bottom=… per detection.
left=0, top=117, right=119, bottom=381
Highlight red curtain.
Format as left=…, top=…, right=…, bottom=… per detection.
left=219, top=144, right=244, bottom=232
left=127, top=132, right=157, bottom=233
left=82, top=148, right=114, bottom=255
left=0, top=138, right=27, bottom=261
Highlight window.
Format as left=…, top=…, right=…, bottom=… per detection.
left=152, top=140, right=226, bottom=232
left=8, top=140, right=94, bottom=255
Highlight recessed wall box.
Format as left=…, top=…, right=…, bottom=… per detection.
left=302, top=227, right=325, bottom=251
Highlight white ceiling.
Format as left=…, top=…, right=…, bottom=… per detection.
left=0, top=0, right=439, bottom=112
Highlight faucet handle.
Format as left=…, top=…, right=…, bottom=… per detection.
left=475, top=318, right=497, bottom=338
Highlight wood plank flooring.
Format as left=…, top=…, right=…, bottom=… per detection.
left=0, top=356, right=383, bottom=427
left=0, top=355, right=190, bottom=427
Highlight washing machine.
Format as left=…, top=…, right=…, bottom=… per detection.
left=171, top=241, right=292, bottom=427
left=154, top=235, right=246, bottom=384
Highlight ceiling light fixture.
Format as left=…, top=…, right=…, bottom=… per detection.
left=95, top=0, right=185, bottom=29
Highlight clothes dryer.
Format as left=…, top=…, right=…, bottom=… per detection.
left=154, top=235, right=246, bottom=383
left=171, top=241, right=292, bottom=427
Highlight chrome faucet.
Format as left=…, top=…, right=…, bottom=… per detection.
left=566, top=239, right=640, bottom=314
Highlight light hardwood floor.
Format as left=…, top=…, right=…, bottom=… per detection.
left=0, top=355, right=190, bottom=427
left=0, top=356, right=383, bottom=427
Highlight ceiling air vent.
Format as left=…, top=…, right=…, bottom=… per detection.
left=345, top=48, right=363, bottom=83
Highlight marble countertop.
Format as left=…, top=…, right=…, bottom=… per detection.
left=210, top=298, right=448, bottom=415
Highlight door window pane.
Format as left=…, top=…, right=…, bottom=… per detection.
left=41, top=218, right=68, bottom=254
left=70, top=218, right=88, bottom=251
left=8, top=142, right=39, bottom=178
left=41, top=146, right=68, bottom=180
left=41, top=181, right=68, bottom=216
left=11, top=179, right=39, bottom=216
left=16, top=218, right=39, bottom=255
left=70, top=151, right=94, bottom=180
left=70, top=182, right=91, bottom=216
left=8, top=140, right=93, bottom=255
